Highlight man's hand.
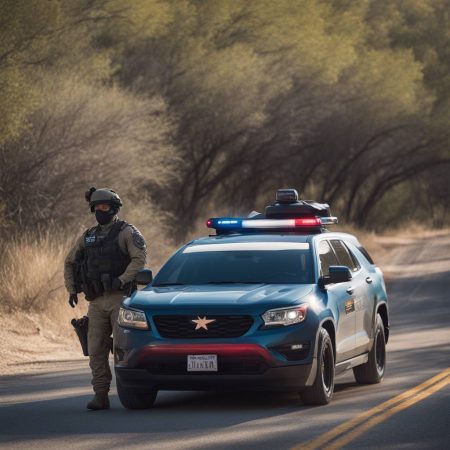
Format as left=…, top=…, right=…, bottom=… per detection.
left=69, top=293, right=78, bottom=308
left=111, top=278, right=122, bottom=291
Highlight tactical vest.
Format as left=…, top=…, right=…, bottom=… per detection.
left=77, top=220, right=131, bottom=300
left=84, top=220, right=131, bottom=281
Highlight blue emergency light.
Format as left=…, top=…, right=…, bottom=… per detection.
left=206, top=218, right=243, bottom=229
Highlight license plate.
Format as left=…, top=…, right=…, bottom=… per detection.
left=187, top=354, right=218, bottom=372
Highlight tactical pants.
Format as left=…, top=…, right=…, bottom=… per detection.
left=87, top=292, right=123, bottom=394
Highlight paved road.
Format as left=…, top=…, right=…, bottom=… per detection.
left=1, top=233, right=449, bottom=450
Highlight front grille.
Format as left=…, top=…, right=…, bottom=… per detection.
left=145, top=356, right=267, bottom=375
left=153, top=315, right=254, bottom=338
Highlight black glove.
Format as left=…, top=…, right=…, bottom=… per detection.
left=111, top=277, right=122, bottom=291
left=69, top=293, right=78, bottom=308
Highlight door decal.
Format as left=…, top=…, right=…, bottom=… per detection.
left=345, top=299, right=355, bottom=314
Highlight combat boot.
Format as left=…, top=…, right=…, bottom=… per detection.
left=87, top=393, right=110, bottom=410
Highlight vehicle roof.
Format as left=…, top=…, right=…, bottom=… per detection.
left=188, top=232, right=360, bottom=247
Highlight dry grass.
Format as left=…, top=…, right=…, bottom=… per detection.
left=0, top=233, right=84, bottom=373
left=0, top=233, right=70, bottom=313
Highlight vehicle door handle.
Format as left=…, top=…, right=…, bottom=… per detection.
left=366, top=277, right=373, bottom=284
left=346, top=287, right=354, bottom=295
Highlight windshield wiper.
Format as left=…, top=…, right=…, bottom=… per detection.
left=153, top=282, right=186, bottom=287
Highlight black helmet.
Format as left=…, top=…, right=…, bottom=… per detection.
left=85, top=187, right=123, bottom=212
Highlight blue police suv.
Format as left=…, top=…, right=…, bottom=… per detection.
left=114, top=189, right=389, bottom=408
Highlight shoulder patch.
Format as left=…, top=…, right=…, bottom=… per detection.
left=129, top=225, right=146, bottom=249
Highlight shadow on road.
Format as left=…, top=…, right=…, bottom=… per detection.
left=0, top=388, right=311, bottom=443
left=0, top=366, right=376, bottom=446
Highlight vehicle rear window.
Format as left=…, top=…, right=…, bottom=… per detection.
left=153, top=246, right=314, bottom=285
left=357, top=246, right=374, bottom=265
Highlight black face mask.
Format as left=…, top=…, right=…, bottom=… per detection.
left=95, top=209, right=116, bottom=225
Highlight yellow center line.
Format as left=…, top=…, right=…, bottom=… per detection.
left=328, top=375, right=450, bottom=449
left=292, top=368, right=450, bottom=450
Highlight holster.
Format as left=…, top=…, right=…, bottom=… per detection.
left=70, top=317, right=113, bottom=356
left=71, top=316, right=89, bottom=356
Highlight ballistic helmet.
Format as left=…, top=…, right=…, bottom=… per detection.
left=85, top=187, right=123, bottom=212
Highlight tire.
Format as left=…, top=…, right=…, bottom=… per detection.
left=353, top=314, right=386, bottom=384
left=301, top=328, right=335, bottom=405
left=116, top=378, right=157, bottom=409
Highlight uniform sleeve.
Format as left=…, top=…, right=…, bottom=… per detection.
left=64, top=234, right=85, bottom=294
left=118, top=225, right=147, bottom=284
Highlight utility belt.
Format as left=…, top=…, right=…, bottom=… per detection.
left=74, top=262, right=136, bottom=300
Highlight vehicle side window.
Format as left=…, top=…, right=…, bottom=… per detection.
left=330, top=240, right=360, bottom=272
left=318, top=240, right=339, bottom=277
left=345, top=245, right=361, bottom=271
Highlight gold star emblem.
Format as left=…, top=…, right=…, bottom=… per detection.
left=191, top=316, right=216, bottom=330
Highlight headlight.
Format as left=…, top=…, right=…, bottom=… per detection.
left=118, top=307, right=148, bottom=330
left=262, top=305, right=308, bottom=327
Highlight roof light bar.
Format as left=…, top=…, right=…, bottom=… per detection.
left=206, top=216, right=338, bottom=230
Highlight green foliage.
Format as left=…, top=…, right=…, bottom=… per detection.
left=0, top=0, right=448, bottom=239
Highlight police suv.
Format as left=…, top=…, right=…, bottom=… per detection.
left=114, top=189, right=389, bottom=408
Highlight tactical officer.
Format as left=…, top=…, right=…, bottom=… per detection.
left=64, top=187, right=147, bottom=410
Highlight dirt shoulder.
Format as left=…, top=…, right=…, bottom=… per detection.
left=0, top=307, right=87, bottom=376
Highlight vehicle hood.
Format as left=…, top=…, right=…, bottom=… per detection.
left=125, top=284, right=314, bottom=313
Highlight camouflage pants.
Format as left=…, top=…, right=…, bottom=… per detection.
left=87, top=292, right=123, bottom=394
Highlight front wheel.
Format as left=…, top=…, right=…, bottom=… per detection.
left=301, top=328, right=335, bottom=405
left=117, top=378, right=157, bottom=409
left=353, top=314, right=386, bottom=384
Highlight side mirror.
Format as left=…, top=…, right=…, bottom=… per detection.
left=136, top=269, right=153, bottom=285
left=328, top=266, right=352, bottom=284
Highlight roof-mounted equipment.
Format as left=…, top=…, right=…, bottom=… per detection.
left=206, top=189, right=337, bottom=235
left=266, top=189, right=332, bottom=219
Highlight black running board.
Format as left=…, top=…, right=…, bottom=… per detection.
left=335, top=353, right=369, bottom=375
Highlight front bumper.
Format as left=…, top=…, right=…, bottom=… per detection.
left=115, top=342, right=317, bottom=391
left=115, top=363, right=315, bottom=391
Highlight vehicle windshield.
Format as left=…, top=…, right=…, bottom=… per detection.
left=153, top=242, right=313, bottom=285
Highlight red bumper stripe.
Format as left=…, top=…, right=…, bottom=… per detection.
left=137, top=344, right=276, bottom=364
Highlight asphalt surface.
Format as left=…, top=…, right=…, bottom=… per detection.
left=1, top=232, right=449, bottom=450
